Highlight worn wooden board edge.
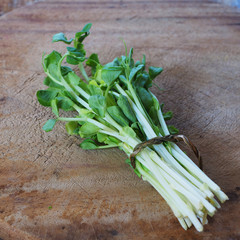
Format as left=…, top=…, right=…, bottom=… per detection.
left=0, top=0, right=40, bottom=16
left=0, top=0, right=239, bottom=240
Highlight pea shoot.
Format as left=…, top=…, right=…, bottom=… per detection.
left=37, top=23, right=228, bottom=232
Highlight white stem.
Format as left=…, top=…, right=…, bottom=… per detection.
left=74, top=85, right=90, bottom=100
left=87, top=118, right=113, bottom=132
left=78, top=62, right=90, bottom=82
left=139, top=153, right=203, bottom=231
left=184, top=217, right=192, bottom=228
left=178, top=218, right=188, bottom=230
left=139, top=169, right=180, bottom=215
left=151, top=93, right=170, bottom=136
left=146, top=150, right=208, bottom=200
left=139, top=165, right=183, bottom=219
left=104, top=113, right=123, bottom=132
left=114, top=88, right=219, bottom=199
left=122, top=92, right=215, bottom=197
left=99, top=130, right=133, bottom=146
left=171, top=148, right=220, bottom=192
left=58, top=117, right=84, bottom=122
left=142, top=152, right=215, bottom=214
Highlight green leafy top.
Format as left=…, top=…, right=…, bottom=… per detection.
left=37, top=22, right=178, bottom=158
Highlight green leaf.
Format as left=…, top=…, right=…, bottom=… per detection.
left=106, top=92, right=116, bottom=106
left=117, top=95, right=136, bottom=123
left=66, top=55, right=85, bottom=65
left=78, top=108, right=95, bottom=119
left=142, top=55, right=146, bottom=67
left=88, top=95, right=106, bottom=117
left=128, top=48, right=133, bottom=62
left=79, top=80, right=90, bottom=95
left=104, top=136, right=121, bottom=145
left=131, top=122, right=146, bottom=141
left=43, top=77, right=64, bottom=90
left=88, top=84, right=103, bottom=96
left=133, top=73, right=149, bottom=88
left=97, top=132, right=107, bottom=143
left=168, top=125, right=179, bottom=135
left=136, top=87, right=154, bottom=112
left=65, top=71, right=80, bottom=85
left=109, top=136, right=121, bottom=144
left=86, top=53, right=100, bottom=75
left=120, top=126, right=136, bottom=138
left=101, top=66, right=122, bottom=86
left=81, top=23, right=92, bottom=33
left=160, top=103, right=164, bottom=111
left=121, top=55, right=126, bottom=63
left=80, top=138, right=98, bottom=149
left=79, top=122, right=99, bottom=138
left=51, top=99, right=59, bottom=117
left=107, top=106, right=129, bottom=127
left=44, top=51, right=61, bottom=69
left=163, top=111, right=173, bottom=121
left=67, top=47, right=85, bottom=57
left=75, top=23, right=92, bottom=44
left=65, top=121, right=78, bottom=135
left=52, top=33, right=73, bottom=44
left=104, top=57, right=119, bottom=68
left=144, top=74, right=154, bottom=89
left=164, top=141, right=172, bottom=154
left=43, top=51, right=62, bottom=81
left=48, top=64, right=61, bottom=81
left=37, top=89, right=58, bottom=107
left=56, top=96, right=74, bottom=111
left=152, top=124, right=160, bottom=136
left=149, top=66, right=163, bottom=80
left=129, top=64, right=144, bottom=82
left=152, top=96, right=160, bottom=111
left=74, top=43, right=86, bottom=56
left=135, top=60, right=141, bottom=67
left=119, top=75, right=127, bottom=85
left=128, top=48, right=134, bottom=67
left=158, top=126, right=165, bottom=136
left=60, top=90, right=75, bottom=102
left=94, top=66, right=103, bottom=83
left=61, top=66, right=72, bottom=76
left=149, top=106, right=159, bottom=126
left=42, top=119, right=57, bottom=132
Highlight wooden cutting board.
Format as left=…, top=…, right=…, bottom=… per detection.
left=0, top=0, right=240, bottom=239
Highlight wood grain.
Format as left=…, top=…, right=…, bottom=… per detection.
left=0, top=0, right=240, bottom=239
left=0, top=0, right=38, bottom=16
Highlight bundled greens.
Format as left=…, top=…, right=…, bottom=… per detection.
left=37, top=23, right=228, bottom=232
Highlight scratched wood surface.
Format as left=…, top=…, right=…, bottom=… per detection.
left=0, top=0, right=240, bottom=239
left=0, top=0, right=38, bottom=16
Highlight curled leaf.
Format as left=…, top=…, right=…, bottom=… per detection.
left=149, top=66, right=163, bottom=80
left=52, top=33, right=73, bottom=44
